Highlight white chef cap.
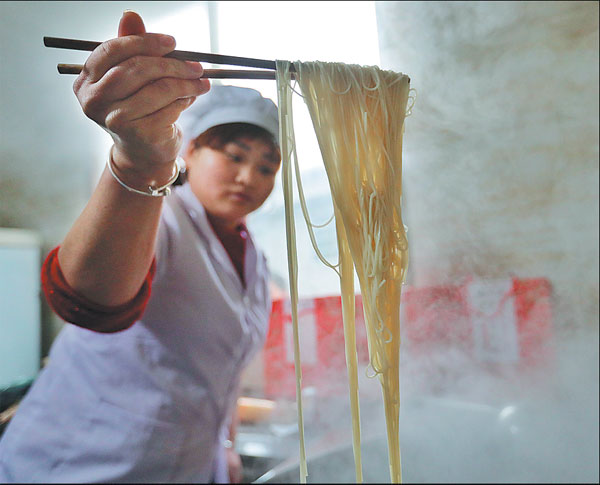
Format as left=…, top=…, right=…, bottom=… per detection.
left=178, top=84, right=279, bottom=157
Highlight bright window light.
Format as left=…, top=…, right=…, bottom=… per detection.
left=214, top=1, right=381, bottom=297
left=150, top=4, right=211, bottom=51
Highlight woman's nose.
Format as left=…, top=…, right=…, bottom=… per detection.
left=235, top=165, right=256, bottom=186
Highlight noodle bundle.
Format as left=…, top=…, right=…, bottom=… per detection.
left=276, top=60, right=412, bottom=483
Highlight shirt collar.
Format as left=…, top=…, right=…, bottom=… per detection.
left=174, top=183, right=213, bottom=238
left=172, top=183, right=256, bottom=257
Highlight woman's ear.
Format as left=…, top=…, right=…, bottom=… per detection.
left=183, top=141, right=194, bottom=160
left=181, top=142, right=197, bottom=169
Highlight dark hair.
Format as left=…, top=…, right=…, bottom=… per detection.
left=175, top=122, right=280, bottom=185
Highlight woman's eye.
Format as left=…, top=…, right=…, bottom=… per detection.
left=226, top=152, right=243, bottom=163
left=259, top=166, right=275, bottom=176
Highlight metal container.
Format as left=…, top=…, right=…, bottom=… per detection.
left=254, top=397, right=522, bottom=483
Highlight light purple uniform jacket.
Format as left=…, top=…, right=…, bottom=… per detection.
left=0, top=183, right=271, bottom=483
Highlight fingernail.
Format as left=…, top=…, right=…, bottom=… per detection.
left=122, top=9, right=136, bottom=16
left=160, top=35, right=176, bottom=47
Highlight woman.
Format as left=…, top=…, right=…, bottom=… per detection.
left=0, top=11, right=279, bottom=483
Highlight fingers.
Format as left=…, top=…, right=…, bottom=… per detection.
left=118, top=10, right=146, bottom=37
left=75, top=39, right=207, bottom=124
left=83, top=10, right=150, bottom=83
left=104, top=77, right=209, bottom=135
left=79, top=33, right=177, bottom=83
left=130, top=97, right=197, bottom=142
left=99, top=57, right=205, bottom=101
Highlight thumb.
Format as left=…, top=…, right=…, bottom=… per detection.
left=118, top=10, right=146, bottom=37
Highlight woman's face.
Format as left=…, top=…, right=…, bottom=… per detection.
left=185, top=136, right=280, bottom=226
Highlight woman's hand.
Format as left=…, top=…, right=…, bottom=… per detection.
left=226, top=447, right=243, bottom=483
left=72, top=11, right=210, bottom=185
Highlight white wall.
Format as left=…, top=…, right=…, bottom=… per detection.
left=375, top=1, right=599, bottom=331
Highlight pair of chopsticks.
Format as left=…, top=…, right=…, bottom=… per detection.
left=43, top=36, right=294, bottom=79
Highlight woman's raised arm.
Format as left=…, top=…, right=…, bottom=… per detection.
left=57, top=11, right=210, bottom=306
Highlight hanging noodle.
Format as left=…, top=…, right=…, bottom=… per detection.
left=276, top=60, right=412, bottom=484
left=275, top=61, right=309, bottom=484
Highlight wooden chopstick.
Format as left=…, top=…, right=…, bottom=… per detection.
left=56, top=63, right=280, bottom=79
left=44, top=36, right=295, bottom=72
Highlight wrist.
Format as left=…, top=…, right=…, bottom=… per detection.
left=109, top=146, right=181, bottom=197
left=111, top=146, right=178, bottom=187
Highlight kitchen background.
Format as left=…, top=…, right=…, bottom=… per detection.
left=1, top=1, right=598, bottom=483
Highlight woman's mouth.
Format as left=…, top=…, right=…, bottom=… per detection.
left=228, top=191, right=252, bottom=203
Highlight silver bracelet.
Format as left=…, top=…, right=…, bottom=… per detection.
left=107, top=147, right=182, bottom=197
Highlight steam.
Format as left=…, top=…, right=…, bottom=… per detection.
left=258, top=325, right=598, bottom=483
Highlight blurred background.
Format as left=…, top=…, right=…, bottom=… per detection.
left=1, top=1, right=598, bottom=483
